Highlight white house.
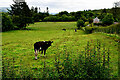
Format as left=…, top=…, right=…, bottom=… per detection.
left=93, top=17, right=100, bottom=23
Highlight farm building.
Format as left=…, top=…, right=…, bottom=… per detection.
left=93, top=17, right=100, bottom=23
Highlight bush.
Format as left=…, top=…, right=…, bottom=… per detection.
left=43, top=16, right=59, bottom=22
left=88, top=18, right=93, bottom=24
left=2, top=13, right=14, bottom=32
left=84, top=22, right=89, bottom=26
left=2, top=40, right=112, bottom=79
left=95, top=23, right=120, bottom=35
left=102, top=13, right=114, bottom=25
left=85, top=26, right=98, bottom=34
left=33, top=13, right=41, bottom=22
left=43, top=15, right=76, bottom=22
left=54, top=40, right=112, bottom=79
left=77, top=19, right=85, bottom=29
left=94, top=23, right=103, bottom=26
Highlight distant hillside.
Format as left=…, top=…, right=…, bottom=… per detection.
left=0, top=7, right=10, bottom=12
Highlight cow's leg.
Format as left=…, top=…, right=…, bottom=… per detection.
left=34, top=49, right=38, bottom=60
left=41, top=50, right=43, bottom=56
left=44, top=49, right=46, bottom=57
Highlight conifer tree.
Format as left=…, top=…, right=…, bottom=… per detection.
left=8, top=0, right=33, bottom=29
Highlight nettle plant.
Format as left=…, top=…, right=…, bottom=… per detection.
left=2, top=40, right=112, bottom=79
left=54, top=39, right=112, bottom=79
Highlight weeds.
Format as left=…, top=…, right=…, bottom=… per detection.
left=2, top=40, right=112, bottom=79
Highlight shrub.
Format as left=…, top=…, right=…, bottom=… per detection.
left=2, top=13, right=14, bottom=32
left=102, top=13, right=114, bottom=25
left=95, top=23, right=120, bottom=35
left=77, top=19, right=85, bottom=29
left=84, top=22, right=89, bottom=26
left=85, top=26, right=98, bottom=34
left=54, top=40, right=112, bottom=79
left=33, top=13, right=41, bottom=22
left=88, top=18, right=93, bottom=24
left=94, top=23, right=103, bottom=26
left=2, top=40, right=112, bottom=79
left=43, top=15, right=76, bottom=22
left=43, top=16, right=58, bottom=22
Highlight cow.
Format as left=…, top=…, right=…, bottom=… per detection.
left=75, top=29, right=77, bottom=32
left=34, top=41, right=53, bottom=60
left=62, top=29, right=66, bottom=31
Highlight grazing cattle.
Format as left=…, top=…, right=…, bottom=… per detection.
left=34, top=41, right=53, bottom=60
left=75, top=29, right=77, bottom=32
left=62, top=29, right=66, bottom=31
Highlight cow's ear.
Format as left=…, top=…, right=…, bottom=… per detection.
left=51, top=41, right=53, bottom=43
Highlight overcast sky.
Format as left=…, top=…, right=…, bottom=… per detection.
left=0, top=0, right=119, bottom=13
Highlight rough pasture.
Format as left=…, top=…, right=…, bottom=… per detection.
left=2, top=22, right=118, bottom=78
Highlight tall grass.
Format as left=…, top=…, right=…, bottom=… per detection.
left=2, top=40, right=112, bottom=79
left=95, top=23, right=120, bottom=35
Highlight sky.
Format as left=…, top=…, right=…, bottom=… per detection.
left=0, top=0, right=119, bottom=13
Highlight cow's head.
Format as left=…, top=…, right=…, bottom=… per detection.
left=47, top=41, right=53, bottom=46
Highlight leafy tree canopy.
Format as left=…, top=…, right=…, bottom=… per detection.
left=8, top=1, right=32, bottom=29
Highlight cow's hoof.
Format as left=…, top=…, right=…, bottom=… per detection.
left=44, top=55, right=46, bottom=57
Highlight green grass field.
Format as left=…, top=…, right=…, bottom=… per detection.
left=2, top=22, right=119, bottom=78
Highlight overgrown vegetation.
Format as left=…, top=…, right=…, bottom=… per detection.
left=2, top=13, right=14, bottom=32
left=2, top=22, right=118, bottom=79
left=102, top=13, right=114, bottom=26
left=95, top=23, right=120, bottom=35
left=84, top=23, right=120, bottom=34
left=2, top=0, right=120, bottom=32
left=77, top=19, right=85, bottom=29
left=8, top=1, right=33, bottom=29
left=2, top=40, right=112, bottom=79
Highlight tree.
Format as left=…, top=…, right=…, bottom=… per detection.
left=58, top=11, right=69, bottom=16
left=102, top=13, right=114, bottom=25
left=77, top=19, right=85, bottom=29
left=31, top=6, right=35, bottom=13
left=102, top=8, right=107, bottom=14
left=111, top=1, right=120, bottom=21
left=75, top=11, right=83, bottom=20
left=2, top=13, right=14, bottom=32
left=46, top=7, right=49, bottom=13
left=35, top=7, right=38, bottom=13
left=8, top=1, right=33, bottom=29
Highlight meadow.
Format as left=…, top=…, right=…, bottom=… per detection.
left=2, top=22, right=119, bottom=78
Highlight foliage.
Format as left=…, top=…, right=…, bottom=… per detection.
left=93, top=23, right=103, bottom=26
left=2, top=13, right=14, bottom=32
left=33, top=13, right=42, bottom=22
left=102, top=13, right=114, bottom=25
left=112, top=4, right=120, bottom=21
left=2, top=39, right=112, bottom=79
left=8, top=2, right=33, bottom=29
left=43, top=16, right=59, bottom=22
left=43, top=15, right=76, bottom=22
left=98, top=13, right=107, bottom=20
left=84, top=26, right=98, bottom=34
left=80, top=15, right=87, bottom=22
left=77, top=19, right=85, bottom=29
left=95, top=23, right=120, bottom=35
left=84, top=22, right=89, bottom=26
left=2, top=22, right=118, bottom=78
left=88, top=18, right=93, bottom=24
left=58, top=11, right=69, bottom=16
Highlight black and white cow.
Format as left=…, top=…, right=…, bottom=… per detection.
left=34, top=41, right=53, bottom=60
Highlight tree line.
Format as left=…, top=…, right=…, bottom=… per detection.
left=1, top=1, right=120, bottom=32
left=1, top=1, right=49, bottom=32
